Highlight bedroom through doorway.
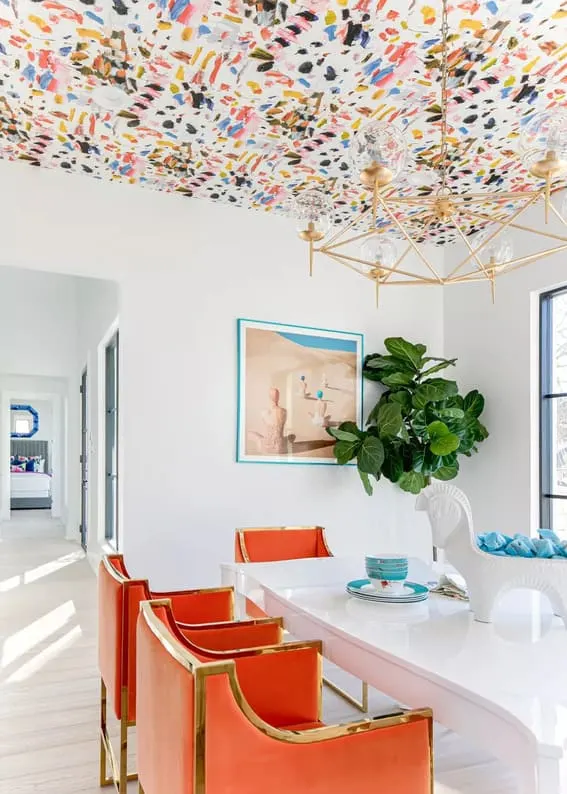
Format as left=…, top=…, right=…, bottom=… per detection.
left=5, top=391, right=64, bottom=534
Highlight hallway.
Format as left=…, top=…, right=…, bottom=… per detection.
left=0, top=532, right=517, bottom=794
left=0, top=529, right=136, bottom=793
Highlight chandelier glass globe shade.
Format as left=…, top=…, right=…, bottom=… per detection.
left=520, top=110, right=567, bottom=179
left=349, top=121, right=407, bottom=188
left=477, top=231, right=514, bottom=265
left=360, top=234, right=397, bottom=271
left=293, top=189, right=333, bottom=242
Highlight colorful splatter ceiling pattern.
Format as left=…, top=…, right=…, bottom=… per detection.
left=0, top=0, right=566, bottom=237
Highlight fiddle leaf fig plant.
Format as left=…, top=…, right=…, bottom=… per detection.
left=327, top=337, right=488, bottom=495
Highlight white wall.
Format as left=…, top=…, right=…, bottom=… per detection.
left=76, top=276, right=119, bottom=562
left=0, top=160, right=445, bottom=587
left=444, top=200, right=567, bottom=537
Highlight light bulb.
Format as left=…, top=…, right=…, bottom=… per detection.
left=477, top=231, right=513, bottom=266
left=520, top=110, right=567, bottom=179
left=360, top=234, right=397, bottom=273
left=349, top=121, right=407, bottom=188
left=293, top=189, right=333, bottom=242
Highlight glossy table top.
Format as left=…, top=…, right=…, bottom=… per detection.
left=222, top=556, right=567, bottom=757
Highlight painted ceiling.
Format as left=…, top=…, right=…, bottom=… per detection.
left=0, top=0, right=566, bottom=240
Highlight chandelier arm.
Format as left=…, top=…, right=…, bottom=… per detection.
left=323, top=250, right=438, bottom=282
left=450, top=219, right=492, bottom=281
left=445, top=192, right=540, bottom=279
left=322, top=205, right=373, bottom=249
left=381, top=243, right=417, bottom=283
left=439, top=0, right=449, bottom=192
left=382, top=213, right=437, bottom=283
left=325, top=251, right=371, bottom=279
left=321, top=229, right=377, bottom=253
left=465, top=210, right=567, bottom=244
left=377, top=197, right=444, bottom=282
left=548, top=201, right=567, bottom=228
left=446, top=244, right=567, bottom=283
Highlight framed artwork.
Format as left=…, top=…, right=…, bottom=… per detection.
left=10, top=404, right=39, bottom=438
left=237, top=319, right=363, bottom=464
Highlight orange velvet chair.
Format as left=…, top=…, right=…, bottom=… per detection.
left=234, top=525, right=368, bottom=712
left=136, top=599, right=434, bottom=794
left=98, top=554, right=282, bottom=793
left=234, top=525, right=332, bottom=563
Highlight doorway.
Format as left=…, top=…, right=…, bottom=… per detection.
left=105, top=332, right=119, bottom=547
left=80, top=369, right=88, bottom=550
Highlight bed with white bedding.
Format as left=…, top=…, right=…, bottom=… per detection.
left=10, top=439, right=52, bottom=509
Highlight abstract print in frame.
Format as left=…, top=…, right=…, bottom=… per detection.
left=237, top=319, right=363, bottom=464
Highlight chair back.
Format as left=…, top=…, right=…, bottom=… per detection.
left=235, top=526, right=332, bottom=563
left=98, top=554, right=149, bottom=722
left=137, top=601, right=195, bottom=794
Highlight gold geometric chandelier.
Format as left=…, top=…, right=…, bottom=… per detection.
left=293, top=0, right=567, bottom=304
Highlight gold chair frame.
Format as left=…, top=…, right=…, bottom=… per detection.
left=99, top=556, right=235, bottom=793
left=137, top=599, right=434, bottom=794
left=235, top=524, right=368, bottom=712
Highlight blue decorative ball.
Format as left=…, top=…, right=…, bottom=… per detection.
left=316, top=390, right=324, bottom=399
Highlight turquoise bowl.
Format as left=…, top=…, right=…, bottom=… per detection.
left=365, top=555, right=409, bottom=588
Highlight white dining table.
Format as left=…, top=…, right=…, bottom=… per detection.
left=220, top=556, right=567, bottom=794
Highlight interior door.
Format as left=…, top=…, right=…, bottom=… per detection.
left=80, top=368, right=88, bottom=551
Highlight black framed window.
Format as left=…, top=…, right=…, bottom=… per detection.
left=541, top=289, right=567, bottom=535
left=105, top=332, right=119, bottom=546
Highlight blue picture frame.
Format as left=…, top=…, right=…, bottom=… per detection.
left=237, top=319, right=363, bottom=465
left=11, top=404, right=39, bottom=438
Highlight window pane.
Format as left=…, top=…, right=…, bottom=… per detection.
left=543, top=396, right=567, bottom=497
left=542, top=499, right=567, bottom=537
left=14, top=419, right=30, bottom=434
left=550, top=292, right=567, bottom=393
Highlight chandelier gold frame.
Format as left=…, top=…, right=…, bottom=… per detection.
left=299, top=0, right=567, bottom=302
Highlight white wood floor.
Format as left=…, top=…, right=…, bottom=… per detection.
left=0, top=521, right=518, bottom=794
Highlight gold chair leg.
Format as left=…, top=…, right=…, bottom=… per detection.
left=139, top=786, right=145, bottom=794
left=99, top=680, right=138, bottom=791
left=119, top=687, right=128, bottom=794
left=100, top=679, right=111, bottom=787
left=323, top=676, right=369, bottom=713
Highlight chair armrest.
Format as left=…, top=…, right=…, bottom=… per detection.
left=206, top=673, right=433, bottom=794
left=180, top=619, right=283, bottom=651
left=231, top=642, right=322, bottom=728
left=150, top=586, right=234, bottom=623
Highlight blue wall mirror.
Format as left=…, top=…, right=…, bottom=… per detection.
left=11, top=404, right=39, bottom=438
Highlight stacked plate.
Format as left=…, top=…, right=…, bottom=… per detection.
left=346, top=578, right=429, bottom=604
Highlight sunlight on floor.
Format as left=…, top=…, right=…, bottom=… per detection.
left=5, top=625, right=83, bottom=684
left=0, top=550, right=83, bottom=593
left=1, top=600, right=76, bottom=668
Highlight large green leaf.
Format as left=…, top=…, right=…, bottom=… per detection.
left=413, top=447, right=443, bottom=475
left=364, top=355, right=409, bottom=372
left=377, top=402, right=403, bottom=438
left=433, top=463, right=459, bottom=480
left=430, top=434, right=460, bottom=456
left=384, top=337, right=426, bottom=370
left=427, top=421, right=461, bottom=456
left=434, top=407, right=465, bottom=420
left=366, top=395, right=389, bottom=426
left=464, top=389, right=485, bottom=418
left=381, top=371, right=416, bottom=388
left=340, top=421, right=364, bottom=438
left=357, top=436, right=385, bottom=474
left=334, top=439, right=361, bottom=464
left=420, top=357, right=457, bottom=378
left=381, top=447, right=404, bottom=483
left=327, top=427, right=360, bottom=442
left=398, top=470, right=427, bottom=494
left=359, top=470, right=374, bottom=496
left=411, top=410, right=429, bottom=439
left=389, top=390, right=412, bottom=414
left=413, top=379, right=458, bottom=409
left=475, top=421, right=489, bottom=441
